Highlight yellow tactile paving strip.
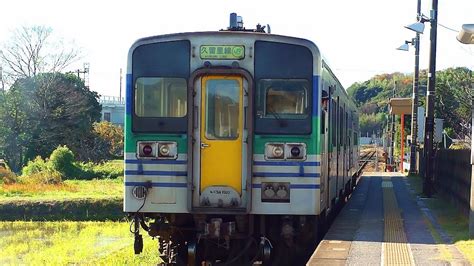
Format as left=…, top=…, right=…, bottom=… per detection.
left=382, top=178, right=414, bottom=266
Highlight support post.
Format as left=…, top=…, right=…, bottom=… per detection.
left=470, top=82, right=474, bottom=239
left=401, top=114, right=405, bottom=172
left=423, top=0, right=438, bottom=197
left=409, top=0, right=422, bottom=174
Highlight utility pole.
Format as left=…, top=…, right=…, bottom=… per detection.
left=390, top=81, right=396, bottom=169
left=409, top=0, right=421, bottom=174
left=470, top=80, right=474, bottom=238
left=423, top=0, right=438, bottom=197
left=74, top=63, right=90, bottom=88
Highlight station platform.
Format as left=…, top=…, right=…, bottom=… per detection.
left=307, top=172, right=469, bottom=266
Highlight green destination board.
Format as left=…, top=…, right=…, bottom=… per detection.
left=200, top=45, right=245, bottom=60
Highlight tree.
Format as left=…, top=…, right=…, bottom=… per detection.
left=0, top=25, right=80, bottom=84
left=93, top=121, right=124, bottom=158
left=0, top=83, right=36, bottom=171
left=26, top=73, right=101, bottom=159
left=0, top=73, right=101, bottom=169
left=434, top=67, right=473, bottom=139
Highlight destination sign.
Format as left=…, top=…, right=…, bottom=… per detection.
left=200, top=45, right=245, bottom=60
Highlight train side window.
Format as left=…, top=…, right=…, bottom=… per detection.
left=331, top=100, right=336, bottom=146
left=321, top=109, right=326, bottom=134
left=339, top=106, right=343, bottom=146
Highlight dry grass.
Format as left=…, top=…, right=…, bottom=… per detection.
left=2, top=182, right=78, bottom=194
left=0, top=179, right=123, bottom=201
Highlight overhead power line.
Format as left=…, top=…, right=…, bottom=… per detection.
left=437, top=22, right=458, bottom=33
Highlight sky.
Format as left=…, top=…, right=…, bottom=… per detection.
left=0, top=0, right=473, bottom=97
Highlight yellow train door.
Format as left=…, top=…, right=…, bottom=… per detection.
left=200, top=76, right=243, bottom=199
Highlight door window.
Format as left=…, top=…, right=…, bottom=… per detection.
left=204, top=79, right=240, bottom=140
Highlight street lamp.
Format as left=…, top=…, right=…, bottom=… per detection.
left=396, top=39, right=415, bottom=51
left=402, top=0, right=424, bottom=176
left=397, top=36, right=420, bottom=175
left=405, top=0, right=438, bottom=197
left=457, top=24, right=474, bottom=44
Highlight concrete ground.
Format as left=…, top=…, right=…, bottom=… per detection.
left=307, top=172, right=470, bottom=266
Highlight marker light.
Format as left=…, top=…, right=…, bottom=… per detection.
left=290, top=146, right=301, bottom=157
left=137, top=142, right=157, bottom=158
left=286, top=143, right=306, bottom=160
left=143, top=145, right=153, bottom=156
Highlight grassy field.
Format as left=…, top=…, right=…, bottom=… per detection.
left=0, top=178, right=123, bottom=202
left=0, top=178, right=124, bottom=221
left=407, top=174, right=474, bottom=263
left=0, top=221, right=160, bottom=265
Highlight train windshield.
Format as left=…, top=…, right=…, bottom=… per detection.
left=257, top=79, right=309, bottom=119
left=134, top=77, right=187, bottom=117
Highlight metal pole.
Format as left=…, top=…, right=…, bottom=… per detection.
left=470, top=81, right=474, bottom=238
left=409, top=0, right=422, bottom=174
left=390, top=82, right=396, bottom=169
left=423, top=0, right=438, bottom=197
left=401, top=114, right=405, bottom=172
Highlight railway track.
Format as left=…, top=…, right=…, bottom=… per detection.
left=357, top=150, right=377, bottom=175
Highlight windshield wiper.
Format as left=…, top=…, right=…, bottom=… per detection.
left=266, top=107, right=288, bottom=128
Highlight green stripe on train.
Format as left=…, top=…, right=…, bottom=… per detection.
left=124, top=115, right=188, bottom=153
left=125, top=116, right=321, bottom=154
left=253, top=117, right=320, bottom=154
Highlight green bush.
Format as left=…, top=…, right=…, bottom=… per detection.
left=22, top=156, right=49, bottom=176
left=74, top=160, right=123, bottom=180
left=0, top=168, right=18, bottom=184
left=92, top=161, right=124, bottom=179
left=49, top=146, right=77, bottom=178
left=19, top=169, right=62, bottom=185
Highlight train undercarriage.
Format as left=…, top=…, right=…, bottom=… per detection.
left=132, top=213, right=328, bottom=266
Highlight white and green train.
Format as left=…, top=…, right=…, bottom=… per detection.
left=124, top=13, right=359, bottom=265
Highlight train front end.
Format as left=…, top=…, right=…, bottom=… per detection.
left=124, top=18, right=324, bottom=265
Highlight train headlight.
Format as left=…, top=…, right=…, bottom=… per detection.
left=157, top=142, right=178, bottom=159
left=265, top=143, right=285, bottom=160
left=286, top=143, right=306, bottom=160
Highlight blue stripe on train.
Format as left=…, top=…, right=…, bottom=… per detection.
left=253, top=172, right=320, bottom=178
left=125, top=181, right=187, bottom=188
left=125, top=159, right=187, bottom=165
left=125, top=170, right=187, bottom=176
left=253, top=161, right=320, bottom=166
left=252, top=184, right=320, bottom=189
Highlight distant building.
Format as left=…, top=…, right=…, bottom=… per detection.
left=99, top=96, right=124, bottom=127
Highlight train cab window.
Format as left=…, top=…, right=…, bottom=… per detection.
left=257, top=79, right=309, bottom=119
left=135, top=77, right=187, bottom=118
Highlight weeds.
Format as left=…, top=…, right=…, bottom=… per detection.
left=0, top=168, right=17, bottom=184
left=0, top=179, right=122, bottom=201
